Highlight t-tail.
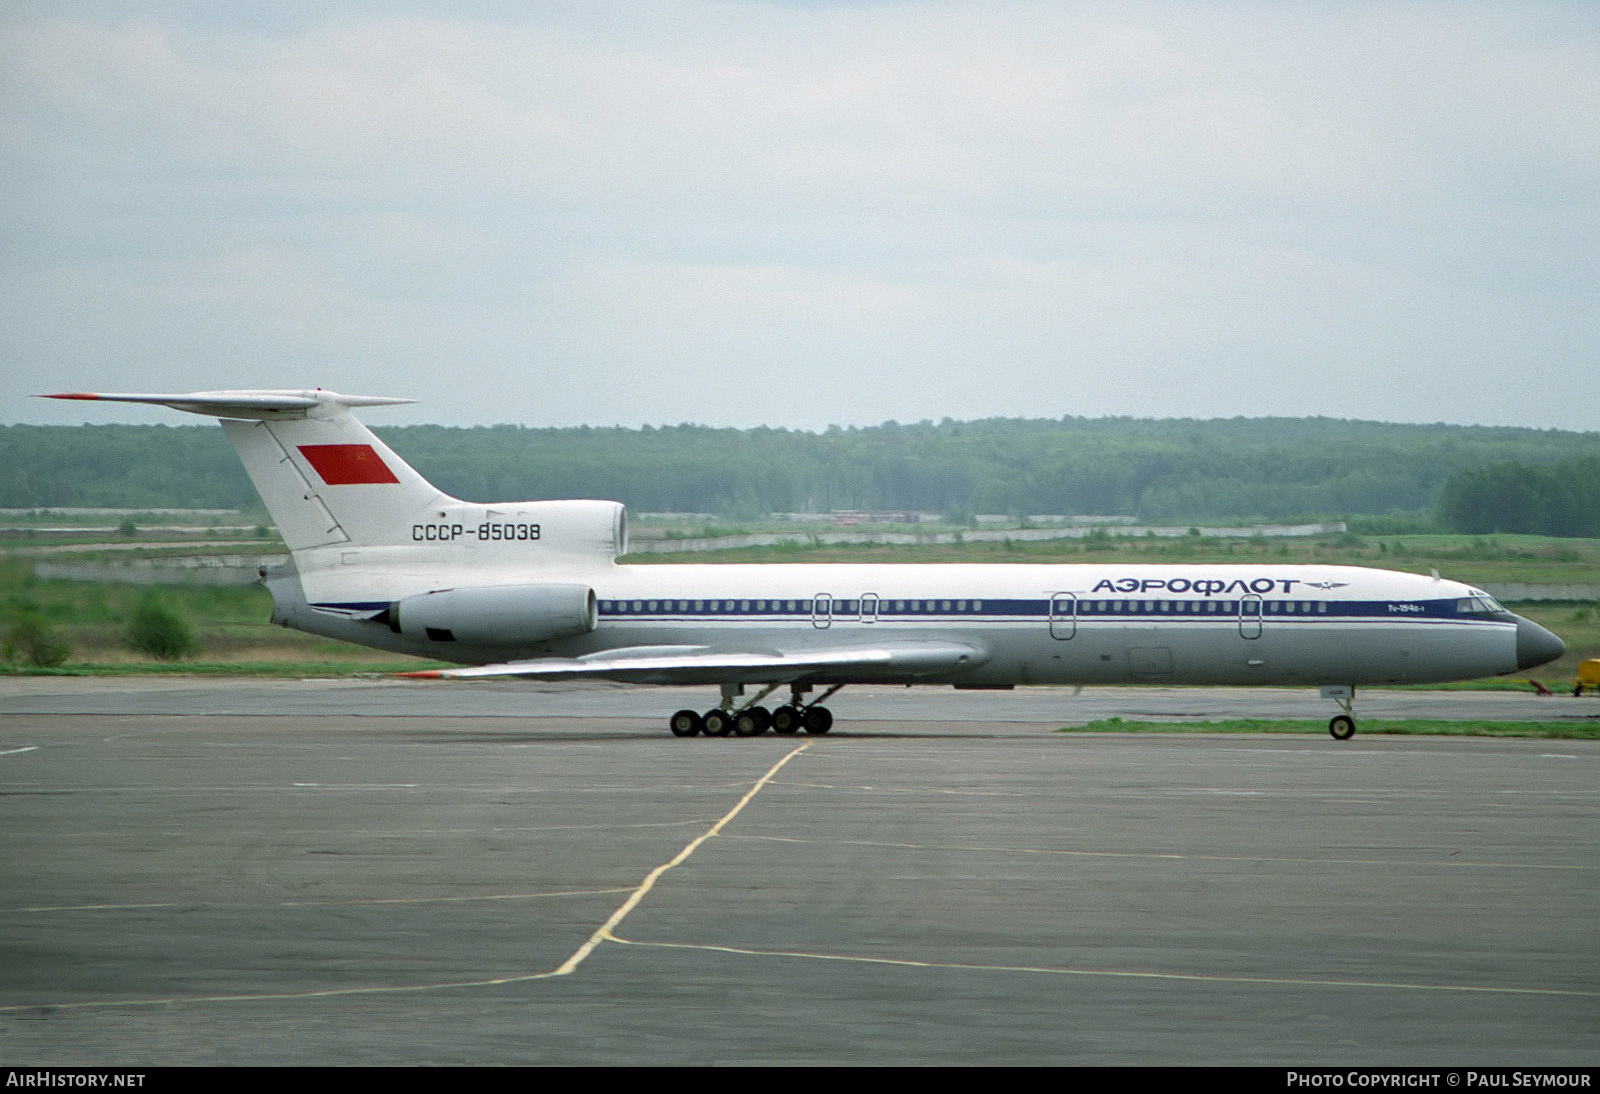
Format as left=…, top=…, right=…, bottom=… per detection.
left=47, top=389, right=449, bottom=552
left=42, top=390, right=627, bottom=632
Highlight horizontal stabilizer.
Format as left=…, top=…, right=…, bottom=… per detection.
left=399, top=640, right=989, bottom=686
left=42, top=389, right=413, bottom=421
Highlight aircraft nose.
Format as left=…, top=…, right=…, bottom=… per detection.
left=1515, top=615, right=1565, bottom=671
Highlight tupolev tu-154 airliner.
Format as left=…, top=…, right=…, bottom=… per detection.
left=46, top=388, right=1565, bottom=739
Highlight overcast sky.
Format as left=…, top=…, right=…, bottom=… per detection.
left=3, top=1, right=1597, bottom=431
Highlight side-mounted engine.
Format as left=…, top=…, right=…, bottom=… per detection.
left=385, top=583, right=598, bottom=647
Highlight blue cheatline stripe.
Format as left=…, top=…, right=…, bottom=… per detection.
left=586, top=597, right=1500, bottom=623
left=314, top=595, right=1502, bottom=625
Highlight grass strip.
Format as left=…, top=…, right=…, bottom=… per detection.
left=0, top=660, right=452, bottom=678
left=1064, top=717, right=1600, bottom=739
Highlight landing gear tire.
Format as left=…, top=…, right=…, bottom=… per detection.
left=803, top=706, right=834, bottom=735
left=771, top=705, right=802, bottom=734
left=1329, top=714, right=1356, bottom=741
left=669, top=709, right=703, bottom=737
left=734, top=707, right=771, bottom=737
left=703, top=709, right=733, bottom=737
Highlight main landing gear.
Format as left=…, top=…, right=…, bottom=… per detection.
left=668, top=683, right=843, bottom=738
left=1322, top=685, right=1357, bottom=740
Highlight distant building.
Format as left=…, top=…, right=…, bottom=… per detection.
left=830, top=510, right=930, bottom=525
left=975, top=514, right=1137, bottom=528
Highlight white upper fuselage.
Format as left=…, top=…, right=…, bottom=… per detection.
left=282, top=553, right=1525, bottom=688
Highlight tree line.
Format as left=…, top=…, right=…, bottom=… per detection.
left=2, top=416, right=1594, bottom=529
left=1435, top=456, right=1600, bottom=537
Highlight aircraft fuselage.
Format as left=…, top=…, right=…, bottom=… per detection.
left=269, top=560, right=1535, bottom=688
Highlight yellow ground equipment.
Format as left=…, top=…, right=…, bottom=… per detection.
left=1575, top=659, right=1600, bottom=696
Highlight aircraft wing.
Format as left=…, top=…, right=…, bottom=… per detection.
left=398, top=639, right=989, bottom=686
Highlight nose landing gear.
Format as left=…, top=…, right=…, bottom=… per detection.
left=1322, top=685, right=1357, bottom=740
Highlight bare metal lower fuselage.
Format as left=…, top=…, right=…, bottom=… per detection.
left=266, top=557, right=1537, bottom=689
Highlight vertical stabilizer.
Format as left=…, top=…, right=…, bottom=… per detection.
left=220, top=413, right=454, bottom=551
left=43, top=389, right=449, bottom=552
left=42, top=389, right=626, bottom=609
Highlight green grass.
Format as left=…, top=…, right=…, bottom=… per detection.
left=0, top=558, right=417, bottom=671
left=1066, top=717, right=1600, bottom=739
left=4, top=539, right=281, bottom=555
left=2, top=559, right=273, bottom=637
left=628, top=531, right=1600, bottom=584
left=0, top=660, right=451, bottom=677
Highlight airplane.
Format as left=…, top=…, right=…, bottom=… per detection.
left=45, top=388, right=1566, bottom=740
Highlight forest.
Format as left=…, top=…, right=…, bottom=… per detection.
left=2, top=415, right=1595, bottom=530
left=1435, top=456, right=1600, bottom=537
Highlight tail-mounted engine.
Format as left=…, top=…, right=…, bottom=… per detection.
left=384, top=583, right=597, bottom=646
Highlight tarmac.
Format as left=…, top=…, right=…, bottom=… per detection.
left=1, top=679, right=1596, bottom=1065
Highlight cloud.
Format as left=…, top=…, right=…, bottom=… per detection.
left=3, top=2, right=1597, bottom=430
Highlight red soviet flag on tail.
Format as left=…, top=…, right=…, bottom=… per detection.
left=297, top=444, right=400, bottom=485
